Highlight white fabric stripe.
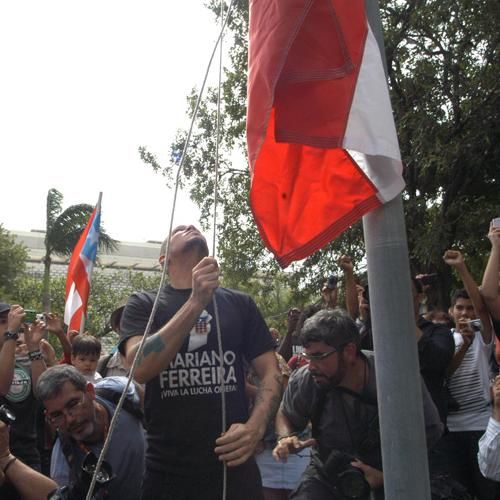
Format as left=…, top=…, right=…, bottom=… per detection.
left=64, top=281, right=83, bottom=325
left=344, top=24, right=404, bottom=203
left=347, top=151, right=405, bottom=203
left=344, top=24, right=401, bottom=161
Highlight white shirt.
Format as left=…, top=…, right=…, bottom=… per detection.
left=478, top=417, right=500, bottom=481
left=447, top=329, right=494, bottom=431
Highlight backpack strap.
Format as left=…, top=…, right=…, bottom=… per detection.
left=96, top=353, right=113, bottom=378
left=94, top=387, right=144, bottom=423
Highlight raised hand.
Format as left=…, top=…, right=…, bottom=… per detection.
left=7, top=305, right=24, bottom=332
left=24, top=319, right=46, bottom=351
left=191, top=257, right=220, bottom=308
left=443, top=249, right=465, bottom=268
left=338, top=255, right=354, bottom=273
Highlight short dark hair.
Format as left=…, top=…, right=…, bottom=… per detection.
left=300, top=309, right=360, bottom=350
left=294, top=303, right=322, bottom=336
left=71, top=334, right=101, bottom=357
left=450, top=288, right=470, bottom=306
left=36, top=365, right=87, bottom=401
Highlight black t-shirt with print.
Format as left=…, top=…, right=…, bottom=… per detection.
left=119, top=285, right=275, bottom=475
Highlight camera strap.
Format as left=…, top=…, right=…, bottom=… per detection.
left=311, top=356, right=378, bottom=457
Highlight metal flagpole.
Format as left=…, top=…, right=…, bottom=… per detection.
left=362, top=1, right=431, bottom=499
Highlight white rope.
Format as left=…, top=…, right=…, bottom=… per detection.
left=212, top=1, right=227, bottom=498
left=85, top=1, right=236, bottom=498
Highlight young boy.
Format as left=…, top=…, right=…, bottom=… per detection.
left=71, top=334, right=102, bottom=383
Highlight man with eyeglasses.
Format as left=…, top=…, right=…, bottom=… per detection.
left=272, top=309, right=443, bottom=500
left=36, top=365, right=144, bottom=499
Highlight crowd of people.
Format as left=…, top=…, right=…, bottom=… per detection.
left=0, top=221, right=499, bottom=500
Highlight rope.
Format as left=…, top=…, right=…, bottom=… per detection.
left=85, top=2, right=236, bottom=498
left=213, top=1, right=228, bottom=498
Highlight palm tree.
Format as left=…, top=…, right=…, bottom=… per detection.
left=42, top=188, right=118, bottom=311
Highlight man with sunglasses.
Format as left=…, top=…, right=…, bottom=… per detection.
left=273, top=309, right=443, bottom=500
left=36, top=365, right=145, bottom=499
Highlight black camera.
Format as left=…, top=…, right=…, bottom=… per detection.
left=418, top=273, right=438, bottom=287
left=322, top=450, right=371, bottom=500
left=0, top=404, right=16, bottom=425
left=48, top=452, right=114, bottom=500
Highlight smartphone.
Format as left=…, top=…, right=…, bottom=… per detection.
left=24, top=310, right=37, bottom=324
left=492, top=217, right=500, bottom=228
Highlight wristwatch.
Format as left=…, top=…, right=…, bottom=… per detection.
left=3, top=331, right=19, bottom=341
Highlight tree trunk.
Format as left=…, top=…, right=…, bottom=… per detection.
left=42, top=253, right=52, bottom=313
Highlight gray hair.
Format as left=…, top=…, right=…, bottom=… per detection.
left=36, top=364, right=87, bottom=401
left=300, top=308, right=360, bottom=350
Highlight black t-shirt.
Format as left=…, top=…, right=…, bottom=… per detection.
left=417, top=317, right=454, bottom=424
left=119, top=285, right=275, bottom=475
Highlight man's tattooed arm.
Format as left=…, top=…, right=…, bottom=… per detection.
left=247, top=354, right=284, bottom=438
left=136, top=334, right=166, bottom=367
left=124, top=298, right=205, bottom=384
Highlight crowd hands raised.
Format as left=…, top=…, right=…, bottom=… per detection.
left=0, top=221, right=499, bottom=499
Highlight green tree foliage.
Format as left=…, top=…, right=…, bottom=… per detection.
left=141, top=0, right=499, bottom=309
left=11, top=269, right=161, bottom=336
left=381, top=0, right=500, bottom=304
left=0, top=225, right=28, bottom=299
left=42, top=189, right=118, bottom=311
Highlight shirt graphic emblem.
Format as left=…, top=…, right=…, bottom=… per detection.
left=187, top=310, right=212, bottom=352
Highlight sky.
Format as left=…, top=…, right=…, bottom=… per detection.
left=0, top=1, right=224, bottom=243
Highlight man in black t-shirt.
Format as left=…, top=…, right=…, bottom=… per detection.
left=119, top=225, right=281, bottom=500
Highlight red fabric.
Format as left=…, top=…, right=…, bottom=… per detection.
left=64, top=207, right=97, bottom=332
left=247, top=0, right=381, bottom=267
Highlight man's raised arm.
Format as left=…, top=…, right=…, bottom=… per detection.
left=481, top=224, right=500, bottom=321
left=443, top=249, right=492, bottom=344
left=123, top=257, right=219, bottom=384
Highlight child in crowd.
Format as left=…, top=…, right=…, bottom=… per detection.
left=70, top=334, right=102, bottom=383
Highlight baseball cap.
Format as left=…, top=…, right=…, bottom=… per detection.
left=0, top=302, right=11, bottom=315
left=109, top=303, right=126, bottom=332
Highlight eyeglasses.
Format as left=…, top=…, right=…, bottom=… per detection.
left=46, top=393, right=86, bottom=426
left=301, top=349, right=337, bottom=362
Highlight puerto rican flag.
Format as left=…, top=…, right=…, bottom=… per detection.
left=247, top=0, right=404, bottom=267
left=64, top=195, right=101, bottom=332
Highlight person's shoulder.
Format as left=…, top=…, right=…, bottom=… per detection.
left=289, top=364, right=314, bottom=387
left=126, top=289, right=158, bottom=306
left=216, top=287, right=248, bottom=299
left=419, top=318, right=453, bottom=337
left=215, top=287, right=258, bottom=307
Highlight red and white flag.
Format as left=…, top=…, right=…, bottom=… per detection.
left=247, top=0, right=404, bottom=267
left=64, top=194, right=102, bottom=332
